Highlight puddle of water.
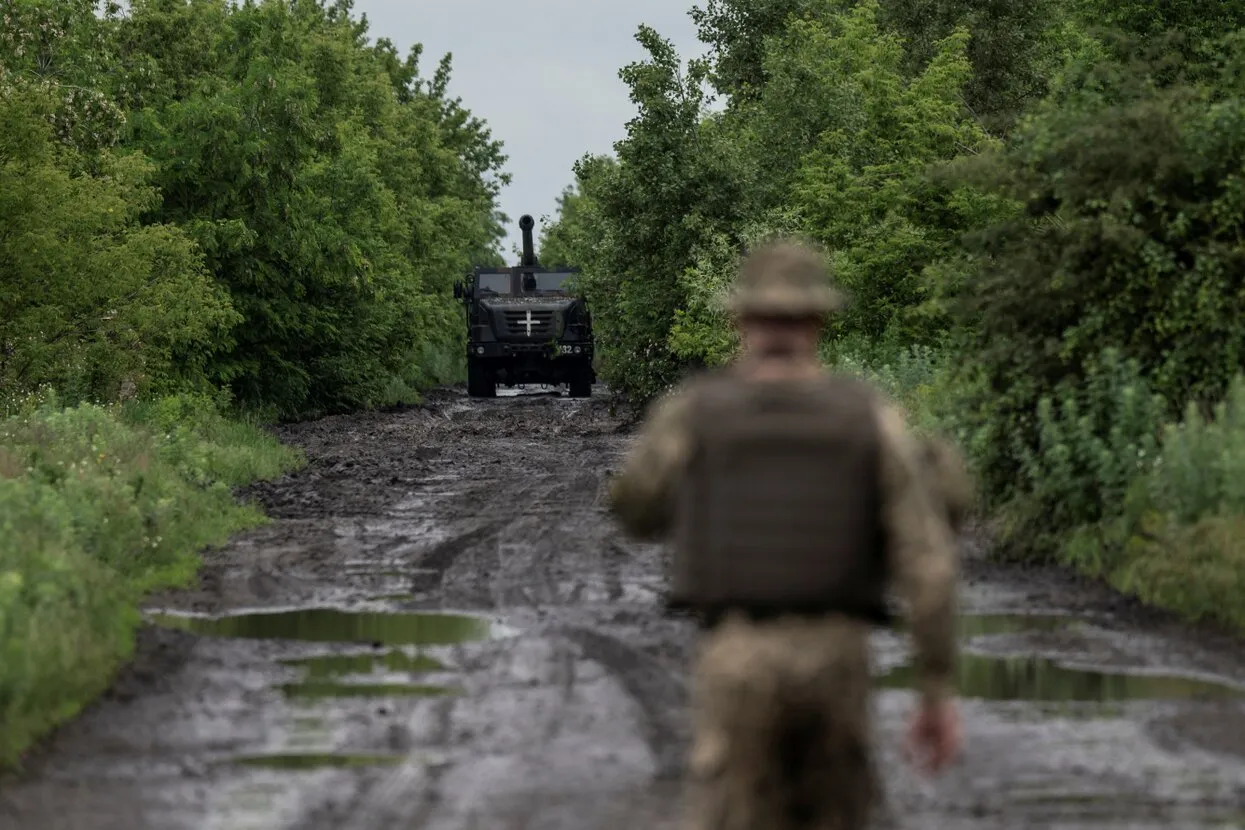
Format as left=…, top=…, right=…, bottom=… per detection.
left=280, top=681, right=459, bottom=700
left=883, top=613, right=1242, bottom=702
left=281, top=651, right=445, bottom=678
left=234, top=753, right=404, bottom=771
left=880, top=652, right=1242, bottom=702
left=148, top=608, right=497, bottom=646
left=955, top=613, right=1080, bottom=637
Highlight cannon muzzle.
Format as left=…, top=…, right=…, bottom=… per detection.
left=519, top=214, right=536, bottom=267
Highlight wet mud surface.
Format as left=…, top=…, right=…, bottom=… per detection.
left=4, top=386, right=1245, bottom=828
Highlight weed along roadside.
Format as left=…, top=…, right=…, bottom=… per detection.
left=0, top=393, right=302, bottom=769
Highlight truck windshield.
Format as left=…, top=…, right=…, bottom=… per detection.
left=534, top=272, right=574, bottom=292
left=477, top=272, right=510, bottom=294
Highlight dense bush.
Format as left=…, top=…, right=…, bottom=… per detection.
left=0, top=393, right=300, bottom=767
left=947, top=40, right=1245, bottom=508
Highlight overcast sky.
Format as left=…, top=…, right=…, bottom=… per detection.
left=350, top=0, right=709, bottom=262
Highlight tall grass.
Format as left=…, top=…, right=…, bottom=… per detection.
left=0, top=392, right=300, bottom=767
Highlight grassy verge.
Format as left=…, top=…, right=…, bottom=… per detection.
left=0, top=390, right=301, bottom=769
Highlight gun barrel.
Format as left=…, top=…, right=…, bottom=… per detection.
left=519, top=214, right=536, bottom=267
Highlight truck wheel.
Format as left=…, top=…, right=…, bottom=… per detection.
left=467, top=362, right=496, bottom=398
left=568, top=373, right=592, bottom=398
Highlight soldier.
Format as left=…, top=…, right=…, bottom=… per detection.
left=609, top=239, right=962, bottom=830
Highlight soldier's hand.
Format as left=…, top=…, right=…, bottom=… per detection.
left=905, top=697, right=961, bottom=775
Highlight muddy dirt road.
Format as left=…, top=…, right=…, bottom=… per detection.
left=3, top=386, right=1245, bottom=829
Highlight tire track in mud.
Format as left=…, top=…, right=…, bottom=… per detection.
left=5, top=387, right=1245, bottom=830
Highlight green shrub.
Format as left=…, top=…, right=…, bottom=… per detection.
left=1114, top=514, right=1245, bottom=630
left=1034, top=371, right=1245, bottom=630
left=828, top=342, right=950, bottom=435
left=947, top=37, right=1245, bottom=507
left=0, top=396, right=300, bottom=768
left=1002, top=349, right=1166, bottom=560
left=1145, top=375, right=1245, bottom=523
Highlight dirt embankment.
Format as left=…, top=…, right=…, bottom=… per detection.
left=2, top=387, right=1245, bottom=830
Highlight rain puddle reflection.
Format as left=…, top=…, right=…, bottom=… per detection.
left=880, top=653, right=1241, bottom=701
left=281, top=651, right=445, bottom=677
left=881, top=614, right=1243, bottom=702
left=148, top=607, right=500, bottom=645
left=279, top=681, right=457, bottom=700
left=234, top=753, right=404, bottom=771
left=148, top=607, right=503, bottom=703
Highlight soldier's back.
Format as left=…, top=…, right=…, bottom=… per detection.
left=668, top=367, right=892, bottom=623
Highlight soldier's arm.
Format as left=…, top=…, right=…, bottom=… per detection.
left=876, top=404, right=959, bottom=705
left=607, top=389, right=695, bottom=540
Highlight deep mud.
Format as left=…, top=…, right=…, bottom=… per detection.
left=4, top=386, right=1245, bottom=829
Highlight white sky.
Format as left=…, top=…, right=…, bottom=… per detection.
left=350, top=0, right=710, bottom=261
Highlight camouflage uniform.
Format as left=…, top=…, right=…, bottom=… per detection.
left=608, top=242, right=959, bottom=830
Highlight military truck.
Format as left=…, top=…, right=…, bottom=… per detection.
left=453, top=214, right=596, bottom=398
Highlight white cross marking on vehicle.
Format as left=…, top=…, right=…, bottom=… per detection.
left=523, top=310, right=536, bottom=336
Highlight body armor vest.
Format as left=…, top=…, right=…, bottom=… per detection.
left=667, top=370, right=891, bottom=624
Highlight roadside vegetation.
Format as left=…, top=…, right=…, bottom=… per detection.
left=540, top=0, right=1245, bottom=633
left=0, top=0, right=505, bottom=768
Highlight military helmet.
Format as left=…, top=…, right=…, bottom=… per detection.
left=726, top=239, right=844, bottom=318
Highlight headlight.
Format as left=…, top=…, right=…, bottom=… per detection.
left=476, top=346, right=485, bottom=355
left=574, top=346, right=581, bottom=354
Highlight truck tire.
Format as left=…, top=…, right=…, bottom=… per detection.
left=568, top=371, right=592, bottom=399
left=467, top=361, right=496, bottom=398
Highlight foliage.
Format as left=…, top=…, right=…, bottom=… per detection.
left=0, top=85, right=238, bottom=403
left=830, top=343, right=949, bottom=435
left=0, top=0, right=504, bottom=769
left=948, top=39, right=1245, bottom=506
left=772, top=3, right=1000, bottom=348
left=562, top=26, right=748, bottom=404
left=536, top=158, right=617, bottom=270
left=546, top=1, right=1000, bottom=406
left=112, top=0, right=505, bottom=417
left=689, top=0, right=1074, bottom=130
left=1046, top=374, right=1245, bottom=631
left=879, top=0, right=1074, bottom=131
left=0, top=393, right=300, bottom=768
left=990, top=351, right=1166, bottom=560
left=1073, top=0, right=1245, bottom=62
left=688, top=0, right=820, bottom=98
left=1, top=0, right=506, bottom=418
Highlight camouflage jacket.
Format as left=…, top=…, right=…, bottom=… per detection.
left=608, top=374, right=960, bottom=704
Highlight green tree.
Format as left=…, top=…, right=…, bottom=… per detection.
left=0, top=1, right=237, bottom=402
left=772, top=2, right=999, bottom=350
left=111, top=0, right=506, bottom=416
left=537, top=154, right=616, bottom=269
left=688, top=0, right=821, bottom=98
left=880, top=0, right=1073, bottom=131
left=568, top=26, right=749, bottom=404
